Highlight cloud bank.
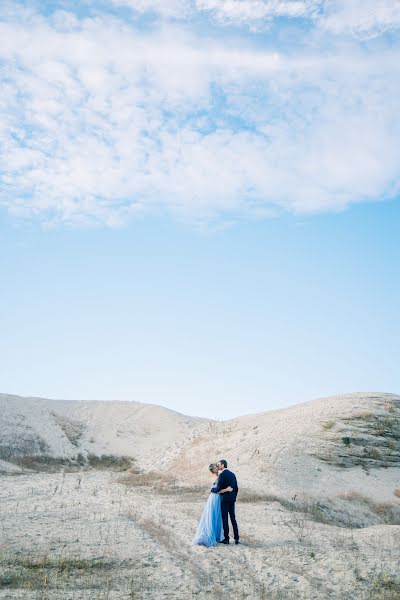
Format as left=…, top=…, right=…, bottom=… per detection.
left=0, top=2, right=399, bottom=226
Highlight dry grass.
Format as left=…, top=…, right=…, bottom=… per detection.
left=375, top=416, right=399, bottom=436
left=2, top=468, right=400, bottom=600
left=0, top=551, right=116, bottom=595
left=323, top=420, right=336, bottom=430
left=118, top=470, right=175, bottom=487
left=338, top=491, right=400, bottom=525
left=86, top=453, right=133, bottom=471
left=368, top=572, right=400, bottom=600
left=393, top=488, right=400, bottom=499
left=353, top=411, right=373, bottom=419
left=237, top=490, right=281, bottom=503
left=367, top=447, right=384, bottom=461
left=10, top=453, right=134, bottom=473
left=13, top=455, right=80, bottom=472
left=117, top=469, right=205, bottom=497
left=239, top=490, right=338, bottom=528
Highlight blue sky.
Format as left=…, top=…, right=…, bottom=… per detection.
left=0, top=1, right=399, bottom=418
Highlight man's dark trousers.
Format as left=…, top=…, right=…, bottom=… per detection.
left=221, top=501, right=239, bottom=542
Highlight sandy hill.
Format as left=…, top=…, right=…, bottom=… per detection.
left=0, top=393, right=209, bottom=471
left=150, top=391, right=400, bottom=529
left=1, top=392, right=399, bottom=511
left=1, top=392, right=400, bottom=598
left=168, top=392, right=400, bottom=504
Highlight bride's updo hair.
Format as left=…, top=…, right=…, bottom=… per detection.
left=209, top=463, right=217, bottom=472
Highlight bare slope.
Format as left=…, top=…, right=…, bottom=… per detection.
left=1, top=392, right=399, bottom=508
left=0, top=393, right=209, bottom=470
left=164, top=392, right=400, bottom=506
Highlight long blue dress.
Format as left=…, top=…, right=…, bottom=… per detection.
left=193, top=480, right=224, bottom=546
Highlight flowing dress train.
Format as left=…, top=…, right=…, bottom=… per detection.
left=193, top=481, right=223, bottom=547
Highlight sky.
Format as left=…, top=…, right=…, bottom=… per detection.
left=0, top=0, right=399, bottom=419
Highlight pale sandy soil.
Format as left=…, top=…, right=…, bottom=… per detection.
left=1, top=392, right=400, bottom=598
left=0, top=469, right=400, bottom=599
left=0, top=394, right=208, bottom=470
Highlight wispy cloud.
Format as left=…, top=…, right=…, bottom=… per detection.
left=319, top=0, right=400, bottom=38
left=0, top=3, right=399, bottom=226
left=111, top=0, right=400, bottom=37
left=110, top=0, right=190, bottom=18
left=193, top=0, right=315, bottom=26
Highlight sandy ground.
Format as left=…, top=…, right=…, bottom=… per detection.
left=0, top=394, right=208, bottom=471
left=1, top=470, right=400, bottom=600
left=1, top=392, right=400, bottom=598
left=168, top=393, right=400, bottom=504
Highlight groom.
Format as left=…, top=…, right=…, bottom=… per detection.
left=212, top=459, right=239, bottom=545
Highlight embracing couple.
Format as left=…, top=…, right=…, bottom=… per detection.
left=193, top=459, right=239, bottom=547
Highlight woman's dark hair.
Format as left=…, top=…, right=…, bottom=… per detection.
left=219, top=459, right=228, bottom=469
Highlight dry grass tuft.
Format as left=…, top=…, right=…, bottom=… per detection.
left=367, top=447, right=384, bottom=461
left=118, top=470, right=174, bottom=487
left=353, top=411, right=373, bottom=419
left=117, top=470, right=205, bottom=497
left=0, top=552, right=116, bottom=593
left=238, top=491, right=281, bottom=503
left=11, top=453, right=134, bottom=473
left=369, top=572, right=400, bottom=599
left=13, top=455, right=79, bottom=472
left=338, top=491, right=400, bottom=524
left=86, top=454, right=133, bottom=471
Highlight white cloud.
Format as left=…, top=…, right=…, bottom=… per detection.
left=0, top=7, right=399, bottom=226
left=202, top=0, right=400, bottom=38
left=110, top=0, right=318, bottom=25
left=110, top=0, right=190, bottom=18
left=195, top=0, right=311, bottom=25
left=110, top=0, right=400, bottom=38
left=319, top=0, right=400, bottom=38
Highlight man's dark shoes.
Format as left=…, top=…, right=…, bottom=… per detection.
left=218, top=539, right=229, bottom=544
left=235, top=540, right=240, bottom=545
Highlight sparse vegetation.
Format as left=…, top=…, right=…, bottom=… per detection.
left=118, top=470, right=205, bottom=496
left=0, top=552, right=115, bottom=594
left=7, top=453, right=135, bottom=473
left=50, top=412, right=85, bottom=447
left=314, top=402, right=400, bottom=470
left=238, top=491, right=281, bottom=503
left=353, top=411, right=373, bottom=419
left=0, top=436, right=50, bottom=461
left=13, top=455, right=79, bottom=472
left=119, top=470, right=174, bottom=487
left=338, top=491, right=400, bottom=525
left=87, top=453, right=133, bottom=471
left=369, top=573, right=400, bottom=599
left=367, top=447, right=384, bottom=461
left=2, top=464, right=400, bottom=599
left=2, top=393, right=400, bottom=599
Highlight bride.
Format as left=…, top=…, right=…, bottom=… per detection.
left=193, top=463, right=233, bottom=547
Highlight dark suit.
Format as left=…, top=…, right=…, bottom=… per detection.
left=212, top=469, right=239, bottom=542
